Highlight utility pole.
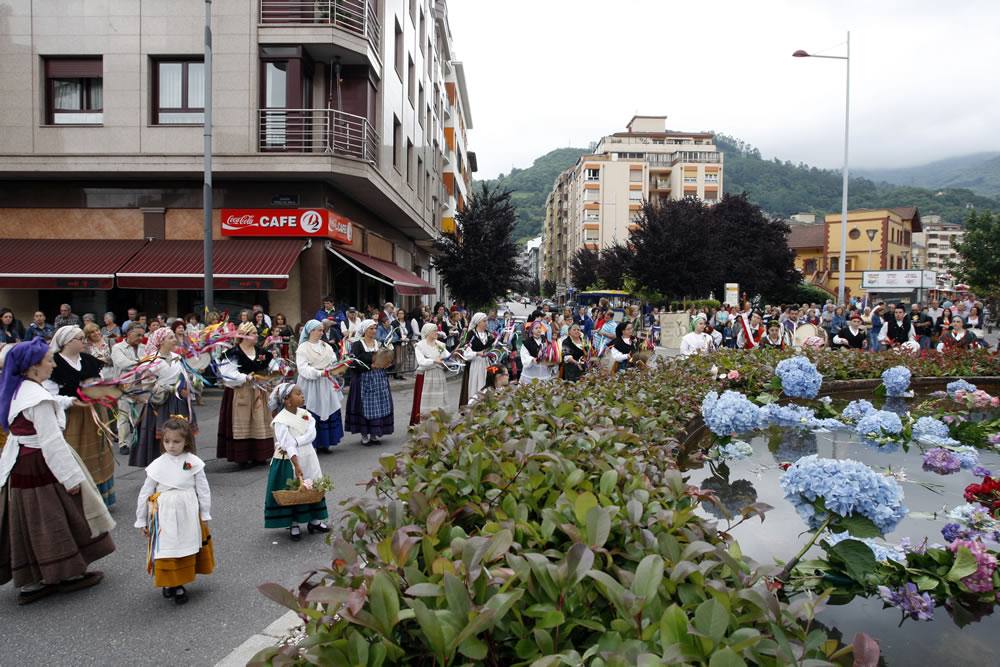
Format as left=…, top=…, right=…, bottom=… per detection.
left=202, top=0, right=214, bottom=314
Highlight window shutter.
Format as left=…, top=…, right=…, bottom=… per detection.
left=45, top=57, right=103, bottom=78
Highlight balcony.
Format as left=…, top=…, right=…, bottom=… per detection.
left=258, top=108, right=379, bottom=165
left=259, top=0, right=381, bottom=53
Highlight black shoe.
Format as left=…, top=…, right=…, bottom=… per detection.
left=162, top=587, right=175, bottom=599
left=289, top=526, right=302, bottom=542
left=308, top=522, right=330, bottom=534
left=17, top=585, right=57, bottom=606
left=173, top=586, right=188, bottom=605
left=119, top=445, right=130, bottom=455
left=58, top=571, right=103, bottom=594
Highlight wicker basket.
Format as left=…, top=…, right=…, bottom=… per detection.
left=271, top=488, right=326, bottom=506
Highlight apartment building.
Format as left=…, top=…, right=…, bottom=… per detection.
left=542, top=116, right=723, bottom=287
left=912, top=215, right=963, bottom=286
left=541, top=167, right=573, bottom=289
left=0, top=0, right=474, bottom=322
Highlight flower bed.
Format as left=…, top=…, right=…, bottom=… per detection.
left=252, top=349, right=1000, bottom=666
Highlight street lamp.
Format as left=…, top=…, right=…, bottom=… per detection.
left=794, top=31, right=851, bottom=305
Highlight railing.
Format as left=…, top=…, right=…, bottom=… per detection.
left=258, top=108, right=379, bottom=165
left=259, top=1, right=381, bottom=53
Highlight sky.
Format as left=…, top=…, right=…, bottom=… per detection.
left=446, top=0, right=1000, bottom=180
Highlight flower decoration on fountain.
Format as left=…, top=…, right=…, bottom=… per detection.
left=700, top=390, right=764, bottom=436
left=780, top=455, right=908, bottom=535
left=947, top=539, right=998, bottom=593
left=946, top=379, right=977, bottom=398
left=855, top=409, right=904, bottom=445
left=710, top=439, right=754, bottom=462
left=824, top=530, right=906, bottom=563
left=942, top=504, right=1000, bottom=543
left=774, top=356, right=823, bottom=399
left=878, top=583, right=935, bottom=621
left=964, top=476, right=1000, bottom=513
left=881, top=366, right=912, bottom=397
left=911, top=416, right=958, bottom=447
left=954, top=388, right=1000, bottom=410
left=922, top=448, right=962, bottom=475
left=840, top=399, right=876, bottom=423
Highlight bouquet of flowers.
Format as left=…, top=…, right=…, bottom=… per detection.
left=774, top=356, right=823, bottom=399
left=537, top=340, right=561, bottom=365
left=286, top=475, right=334, bottom=493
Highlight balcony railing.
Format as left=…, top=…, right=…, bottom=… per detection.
left=258, top=108, right=379, bottom=165
left=259, top=1, right=381, bottom=53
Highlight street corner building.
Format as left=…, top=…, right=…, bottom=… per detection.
left=0, top=0, right=475, bottom=321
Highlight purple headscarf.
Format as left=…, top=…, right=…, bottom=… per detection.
left=0, top=338, right=50, bottom=431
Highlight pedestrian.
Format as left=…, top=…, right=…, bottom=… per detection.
left=609, top=321, right=639, bottom=372
left=82, top=322, right=112, bottom=376
left=341, top=307, right=363, bottom=344
left=344, top=320, right=394, bottom=445
left=520, top=320, right=555, bottom=384
left=111, top=325, right=144, bottom=455
left=269, top=313, right=293, bottom=359
left=251, top=305, right=272, bottom=329
left=560, top=323, right=589, bottom=382
left=216, top=322, right=274, bottom=465
left=134, top=416, right=213, bottom=605
left=252, top=310, right=270, bottom=338
left=411, top=323, right=450, bottom=425
left=53, top=304, right=81, bottom=330
left=313, top=296, right=341, bottom=324
left=468, top=364, right=509, bottom=407
left=48, top=326, right=115, bottom=507
left=869, top=304, right=883, bottom=352
left=832, top=312, right=867, bottom=350
left=294, top=320, right=344, bottom=452
left=120, top=308, right=140, bottom=335
left=100, top=312, right=120, bottom=345
left=0, top=309, right=23, bottom=344
left=0, top=338, right=115, bottom=605
left=264, top=384, right=329, bottom=542
left=458, top=312, right=492, bottom=409
left=937, top=316, right=978, bottom=351
left=24, top=311, right=54, bottom=342
left=130, top=328, right=199, bottom=468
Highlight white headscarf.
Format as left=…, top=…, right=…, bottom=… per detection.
left=268, top=382, right=296, bottom=413
left=50, top=325, right=83, bottom=353
left=420, top=322, right=439, bottom=339
left=357, top=319, right=377, bottom=337
left=469, top=312, right=487, bottom=332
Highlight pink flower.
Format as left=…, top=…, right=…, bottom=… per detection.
left=727, top=370, right=741, bottom=381
left=955, top=390, right=967, bottom=401
left=302, top=479, right=314, bottom=490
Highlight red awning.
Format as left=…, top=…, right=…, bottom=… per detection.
left=116, top=239, right=305, bottom=290
left=0, top=239, right=148, bottom=289
left=327, top=244, right=436, bottom=296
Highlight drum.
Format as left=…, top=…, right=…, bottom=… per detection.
left=186, top=351, right=213, bottom=371
left=792, top=323, right=819, bottom=348
left=79, top=379, right=123, bottom=401
left=372, top=348, right=395, bottom=369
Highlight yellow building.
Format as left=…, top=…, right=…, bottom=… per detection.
left=787, top=207, right=920, bottom=299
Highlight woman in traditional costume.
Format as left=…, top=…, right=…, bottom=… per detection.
left=216, top=322, right=274, bottom=465
left=344, top=320, right=394, bottom=445
left=458, top=312, right=492, bottom=408
left=560, top=323, right=590, bottom=382
left=294, top=320, right=344, bottom=452
left=390, top=308, right=415, bottom=379
left=411, top=323, right=450, bottom=425
left=130, top=328, right=198, bottom=468
left=937, top=316, right=978, bottom=352
left=735, top=312, right=766, bottom=350
left=609, top=322, right=639, bottom=372
left=679, top=317, right=714, bottom=357
left=0, top=339, right=115, bottom=604
left=832, top=313, right=868, bottom=350
left=135, top=417, right=213, bottom=605
left=264, top=384, right=329, bottom=542
left=520, top=320, right=554, bottom=384
left=759, top=320, right=790, bottom=350
left=47, top=326, right=115, bottom=506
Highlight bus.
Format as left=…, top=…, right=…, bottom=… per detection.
left=574, top=290, right=636, bottom=321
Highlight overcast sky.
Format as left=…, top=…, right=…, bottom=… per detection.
left=447, top=0, right=1000, bottom=180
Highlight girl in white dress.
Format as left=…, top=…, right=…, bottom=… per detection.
left=519, top=321, right=554, bottom=384
left=410, top=323, right=450, bottom=425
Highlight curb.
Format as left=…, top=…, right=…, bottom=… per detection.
left=214, top=611, right=301, bottom=667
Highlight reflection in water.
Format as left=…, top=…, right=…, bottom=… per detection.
left=882, top=395, right=911, bottom=417
left=700, top=464, right=758, bottom=520
left=769, top=427, right=818, bottom=463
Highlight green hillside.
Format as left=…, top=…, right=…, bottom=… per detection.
left=855, top=152, right=1000, bottom=198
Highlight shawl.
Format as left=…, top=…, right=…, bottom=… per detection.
left=298, top=339, right=336, bottom=369
left=272, top=406, right=311, bottom=437
left=146, top=452, right=204, bottom=490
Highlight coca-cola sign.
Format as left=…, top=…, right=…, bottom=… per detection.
left=220, top=208, right=352, bottom=243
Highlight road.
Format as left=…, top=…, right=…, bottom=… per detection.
left=0, top=303, right=533, bottom=667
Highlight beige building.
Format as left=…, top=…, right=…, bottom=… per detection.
left=0, top=0, right=473, bottom=321
left=912, top=215, right=963, bottom=286
left=542, top=116, right=723, bottom=287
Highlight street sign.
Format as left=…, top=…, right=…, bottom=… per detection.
left=862, top=270, right=936, bottom=290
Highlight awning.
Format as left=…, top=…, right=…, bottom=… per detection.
left=326, top=242, right=436, bottom=296
left=0, top=239, right=148, bottom=289
left=116, top=239, right=306, bottom=290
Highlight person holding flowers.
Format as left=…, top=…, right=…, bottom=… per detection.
left=560, top=323, right=590, bottom=382
left=0, top=339, right=115, bottom=605
left=294, top=320, right=344, bottom=452
left=265, top=383, right=329, bottom=541
left=411, top=323, right=450, bottom=425
left=134, top=416, right=213, bottom=605
left=344, top=320, right=394, bottom=445
left=458, top=312, right=493, bottom=408
left=520, top=320, right=555, bottom=384
left=216, top=322, right=274, bottom=465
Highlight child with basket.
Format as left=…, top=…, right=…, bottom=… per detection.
left=264, top=383, right=330, bottom=542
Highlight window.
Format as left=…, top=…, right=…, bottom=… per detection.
left=426, top=39, right=433, bottom=77
left=407, top=56, right=415, bottom=106
left=394, top=19, right=404, bottom=80
left=417, top=157, right=424, bottom=198
left=849, top=228, right=861, bottom=240
left=830, top=257, right=854, bottom=272
left=409, top=0, right=417, bottom=23
left=629, top=169, right=643, bottom=183
left=425, top=170, right=431, bottom=207
left=585, top=210, right=599, bottom=222
left=704, top=173, right=719, bottom=183
left=406, top=140, right=414, bottom=187
left=628, top=190, right=643, bottom=202
left=584, top=229, right=599, bottom=242
left=392, top=115, right=401, bottom=171
left=585, top=168, right=599, bottom=181
left=153, top=59, right=204, bottom=124
left=683, top=176, right=698, bottom=184
left=584, top=189, right=600, bottom=201
left=45, top=57, right=103, bottom=124
left=419, top=10, right=426, bottom=52
left=417, top=84, right=424, bottom=126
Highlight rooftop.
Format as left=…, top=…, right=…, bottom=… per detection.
left=787, top=224, right=825, bottom=249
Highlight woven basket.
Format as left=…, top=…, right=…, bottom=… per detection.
left=271, top=488, right=325, bottom=506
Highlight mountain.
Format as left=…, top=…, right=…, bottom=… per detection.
left=855, top=152, right=1000, bottom=198
left=479, top=147, right=589, bottom=240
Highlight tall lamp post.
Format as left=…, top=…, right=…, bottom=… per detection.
left=794, top=31, right=850, bottom=305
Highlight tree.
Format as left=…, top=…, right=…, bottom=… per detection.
left=432, top=183, right=526, bottom=309
left=629, top=198, right=716, bottom=299
left=541, top=279, right=556, bottom=298
left=569, top=247, right=599, bottom=290
left=595, top=242, right=630, bottom=290
left=951, top=210, right=1000, bottom=298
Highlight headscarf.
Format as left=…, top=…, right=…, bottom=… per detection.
left=299, top=319, right=323, bottom=344
left=268, top=382, right=296, bottom=413
left=50, top=325, right=83, bottom=353
left=0, top=338, right=50, bottom=430
left=358, top=319, right=376, bottom=337
left=144, top=326, right=172, bottom=357
left=0, top=343, right=11, bottom=371
left=237, top=321, right=257, bottom=337
left=469, top=312, right=487, bottom=332
left=420, top=322, right=439, bottom=339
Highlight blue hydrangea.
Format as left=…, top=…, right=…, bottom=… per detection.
left=841, top=399, right=876, bottom=422
left=912, top=416, right=951, bottom=440
left=881, top=366, right=912, bottom=397
left=916, top=433, right=961, bottom=448
left=701, top=390, right=764, bottom=436
left=711, top=439, right=754, bottom=462
left=761, top=403, right=816, bottom=429
left=824, top=530, right=907, bottom=563
left=775, top=356, right=823, bottom=399
left=780, top=455, right=908, bottom=535
left=855, top=409, right=904, bottom=443
left=952, top=446, right=979, bottom=469
left=810, top=417, right=849, bottom=432
left=946, top=379, right=977, bottom=397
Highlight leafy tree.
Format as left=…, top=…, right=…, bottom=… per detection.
left=595, top=242, right=631, bottom=290
left=541, top=279, right=556, bottom=298
left=432, top=183, right=526, bottom=309
left=629, top=198, right=715, bottom=300
left=951, top=210, right=1000, bottom=298
left=569, top=247, right=599, bottom=290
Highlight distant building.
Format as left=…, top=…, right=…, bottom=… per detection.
left=542, top=115, right=723, bottom=286
left=789, top=213, right=817, bottom=224
left=522, top=236, right=542, bottom=284
left=912, top=216, right=964, bottom=286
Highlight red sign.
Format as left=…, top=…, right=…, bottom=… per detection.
left=221, top=208, right=352, bottom=244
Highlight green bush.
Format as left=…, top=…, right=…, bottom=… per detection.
left=252, top=349, right=1000, bottom=666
